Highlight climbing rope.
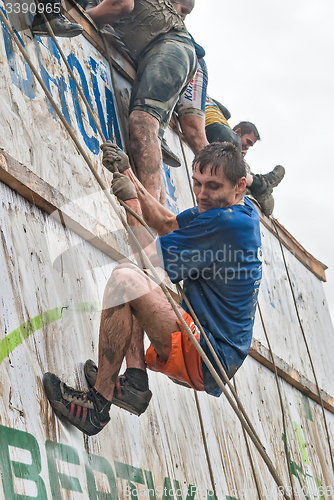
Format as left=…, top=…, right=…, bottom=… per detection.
left=271, top=218, right=334, bottom=474
left=257, top=302, right=297, bottom=500
left=173, top=121, right=265, bottom=498
left=174, top=118, right=196, bottom=206
left=0, top=9, right=293, bottom=499
left=176, top=284, right=263, bottom=442
left=232, top=378, right=263, bottom=500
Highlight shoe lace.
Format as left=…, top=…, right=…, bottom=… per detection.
left=63, top=383, right=90, bottom=403
left=262, top=166, right=284, bottom=188
left=263, top=171, right=278, bottom=185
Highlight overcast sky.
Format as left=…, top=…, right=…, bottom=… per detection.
left=186, top=0, right=334, bottom=324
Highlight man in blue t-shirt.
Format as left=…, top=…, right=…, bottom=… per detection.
left=43, top=142, right=262, bottom=436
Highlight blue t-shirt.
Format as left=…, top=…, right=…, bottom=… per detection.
left=157, top=197, right=262, bottom=396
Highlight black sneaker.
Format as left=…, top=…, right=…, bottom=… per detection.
left=43, top=372, right=111, bottom=436
left=161, top=138, right=181, bottom=168
left=84, top=358, right=98, bottom=387
left=32, top=12, right=83, bottom=38
left=251, top=165, right=285, bottom=197
left=84, top=360, right=152, bottom=416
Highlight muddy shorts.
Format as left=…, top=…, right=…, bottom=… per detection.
left=129, top=31, right=197, bottom=136
left=145, top=312, right=205, bottom=391
left=175, top=56, right=208, bottom=119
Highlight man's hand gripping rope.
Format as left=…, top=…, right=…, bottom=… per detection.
left=100, top=141, right=139, bottom=202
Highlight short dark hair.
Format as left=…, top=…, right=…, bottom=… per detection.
left=192, top=142, right=246, bottom=185
left=233, top=121, right=260, bottom=141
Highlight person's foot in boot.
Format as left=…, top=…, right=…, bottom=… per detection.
left=255, top=191, right=275, bottom=217
left=161, top=138, right=181, bottom=168
left=84, top=359, right=152, bottom=416
left=32, top=11, right=83, bottom=38
left=250, top=165, right=285, bottom=198
left=43, top=372, right=111, bottom=436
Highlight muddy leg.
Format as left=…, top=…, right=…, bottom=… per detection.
left=129, top=110, right=166, bottom=204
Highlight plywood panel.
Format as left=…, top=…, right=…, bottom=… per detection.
left=0, top=183, right=215, bottom=499
left=197, top=356, right=334, bottom=499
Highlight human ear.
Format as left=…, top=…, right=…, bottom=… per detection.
left=236, top=177, right=247, bottom=193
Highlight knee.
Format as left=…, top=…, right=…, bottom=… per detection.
left=104, top=264, right=137, bottom=297
left=112, top=263, right=137, bottom=278
left=111, top=263, right=145, bottom=283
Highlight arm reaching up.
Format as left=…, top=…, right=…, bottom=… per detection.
left=110, top=172, right=161, bottom=267
left=124, top=169, right=178, bottom=236
left=101, top=141, right=178, bottom=236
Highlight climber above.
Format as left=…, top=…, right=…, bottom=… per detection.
left=205, top=97, right=285, bottom=216
left=43, top=141, right=262, bottom=436
left=73, top=0, right=197, bottom=205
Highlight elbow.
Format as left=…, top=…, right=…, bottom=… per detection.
left=157, top=215, right=177, bottom=236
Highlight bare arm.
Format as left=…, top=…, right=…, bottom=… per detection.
left=124, top=169, right=179, bottom=236
left=86, top=0, right=135, bottom=27
left=125, top=197, right=162, bottom=267
left=100, top=142, right=178, bottom=235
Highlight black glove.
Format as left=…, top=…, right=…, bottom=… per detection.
left=111, top=172, right=137, bottom=201
left=100, top=142, right=130, bottom=173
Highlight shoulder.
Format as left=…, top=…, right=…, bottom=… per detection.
left=176, top=207, right=199, bottom=228
left=203, top=200, right=260, bottom=230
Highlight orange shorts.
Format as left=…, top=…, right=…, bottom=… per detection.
left=145, top=312, right=205, bottom=391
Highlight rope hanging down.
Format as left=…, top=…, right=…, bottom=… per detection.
left=271, top=218, right=334, bottom=474
left=232, top=378, right=263, bottom=500
left=257, top=302, right=297, bottom=500
left=0, top=9, right=294, bottom=498
left=174, top=160, right=296, bottom=498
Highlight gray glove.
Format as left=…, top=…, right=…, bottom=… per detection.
left=100, top=142, right=130, bottom=173
left=111, top=172, right=137, bottom=201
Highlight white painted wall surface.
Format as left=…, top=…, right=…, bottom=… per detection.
left=0, top=5, right=333, bottom=498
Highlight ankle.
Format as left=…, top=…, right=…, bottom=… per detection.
left=91, top=387, right=112, bottom=411
left=94, top=383, right=114, bottom=403
left=125, top=368, right=149, bottom=392
left=249, top=174, right=262, bottom=193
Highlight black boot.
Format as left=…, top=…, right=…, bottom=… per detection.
left=32, top=1, right=83, bottom=38
left=84, top=360, right=152, bottom=416
left=161, top=138, right=181, bottom=168
left=250, top=165, right=285, bottom=197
